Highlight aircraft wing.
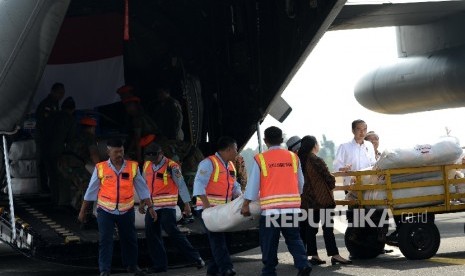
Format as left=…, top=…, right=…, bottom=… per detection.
left=343, top=1, right=465, bottom=114
left=330, top=1, right=465, bottom=30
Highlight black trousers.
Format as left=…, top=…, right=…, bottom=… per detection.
left=300, top=208, right=339, bottom=257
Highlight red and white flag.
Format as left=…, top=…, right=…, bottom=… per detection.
left=34, top=13, right=125, bottom=110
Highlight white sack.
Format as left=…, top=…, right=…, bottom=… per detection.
left=135, top=207, right=145, bottom=229
left=9, top=140, right=36, bottom=160
left=374, top=136, right=462, bottom=170
left=201, top=195, right=261, bottom=232
left=350, top=137, right=463, bottom=209
left=5, top=178, right=40, bottom=195
left=10, top=160, right=37, bottom=178
left=134, top=205, right=182, bottom=229
left=363, top=174, right=456, bottom=209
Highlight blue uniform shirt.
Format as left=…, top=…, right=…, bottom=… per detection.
left=84, top=159, right=151, bottom=215
left=193, top=152, right=242, bottom=209
left=244, top=146, right=304, bottom=215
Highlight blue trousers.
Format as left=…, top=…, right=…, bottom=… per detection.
left=97, top=208, right=138, bottom=273
left=259, top=214, right=311, bottom=276
left=145, top=208, right=201, bottom=270
left=197, top=209, right=233, bottom=274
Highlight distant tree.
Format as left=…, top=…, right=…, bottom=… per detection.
left=239, top=147, right=259, bottom=177
left=240, top=134, right=336, bottom=176
left=318, top=134, right=335, bottom=171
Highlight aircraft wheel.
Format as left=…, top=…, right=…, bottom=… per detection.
left=398, top=222, right=440, bottom=260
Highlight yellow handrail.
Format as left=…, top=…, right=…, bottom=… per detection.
left=333, top=163, right=465, bottom=214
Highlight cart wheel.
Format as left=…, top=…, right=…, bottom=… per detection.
left=398, top=222, right=440, bottom=260
left=345, top=227, right=385, bottom=259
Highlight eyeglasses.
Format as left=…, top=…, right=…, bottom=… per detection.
left=145, top=151, right=161, bottom=157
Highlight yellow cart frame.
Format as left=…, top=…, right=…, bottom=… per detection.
left=332, top=163, right=465, bottom=260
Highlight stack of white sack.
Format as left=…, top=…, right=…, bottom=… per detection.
left=374, top=136, right=462, bottom=169
left=7, top=139, right=40, bottom=194
left=356, top=136, right=463, bottom=209
left=202, top=195, right=261, bottom=232
left=363, top=174, right=457, bottom=209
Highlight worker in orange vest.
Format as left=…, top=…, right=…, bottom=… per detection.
left=138, top=141, right=205, bottom=273
left=241, top=126, right=312, bottom=276
left=78, top=138, right=157, bottom=276
left=193, top=136, right=242, bottom=276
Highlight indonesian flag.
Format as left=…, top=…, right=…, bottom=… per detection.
left=33, top=13, right=125, bottom=110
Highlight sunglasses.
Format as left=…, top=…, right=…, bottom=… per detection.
left=145, top=151, right=161, bottom=157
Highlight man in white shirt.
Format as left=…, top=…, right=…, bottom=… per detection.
left=333, top=119, right=377, bottom=186
left=333, top=120, right=392, bottom=256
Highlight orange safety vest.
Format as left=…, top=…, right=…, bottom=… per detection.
left=196, top=155, right=236, bottom=207
left=96, top=160, right=138, bottom=212
left=254, top=149, right=301, bottom=210
left=143, top=158, right=179, bottom=207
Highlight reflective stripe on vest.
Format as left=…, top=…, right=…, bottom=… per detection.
left=255, top=149, right=301, bottom=210
left=260, top=194, right=302, bottom=209
left=257, top=153, right=268, bottom=176
left=196, top=155, right=236, bottom=207
left=96, top=160, right=137, bottom=212
left=143, top=159, right=179, bottom=207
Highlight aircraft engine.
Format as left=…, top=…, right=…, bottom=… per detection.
left=354, top=46, right=465, bottom=114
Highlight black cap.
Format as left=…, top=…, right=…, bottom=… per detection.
left=107, top=138, right=123, bottom=148
left=144, top=142, right=161, bottom=154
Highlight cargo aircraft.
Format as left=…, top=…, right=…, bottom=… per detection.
left=1, top=0, right=465, bottom=269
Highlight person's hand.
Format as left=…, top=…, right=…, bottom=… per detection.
left=138, top=203, right=146, bottom=214
left=340, top=164, right=352, bottom=172
left=148, top=206, right=157, bottom=222
left=183, top=203, right=192, bottom=217
left=241, top=204, right=251, bottom=217
left=78, top=210, right=87, bottom=223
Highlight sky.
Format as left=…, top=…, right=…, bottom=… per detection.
left=244, top=26, right=465, bottom=152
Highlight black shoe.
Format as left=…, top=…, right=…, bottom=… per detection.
left=309, top=258, right=326, bottom=265
left=297, top=267, right=312, bottom=276
left=331, top=257, right=352, bottom=265
left=206, top=273, right=218, bottom=276
left=146, top=267, right=167, bottom=274
left=222, top=268, right=236, bottom=276
left=100, top=272, right=110, bottom=276
left=196, top=258, right=206, bottom=269
left=380, top=248, right=394, bottom=254
left=127, top=265, right=146, bottom=276
left=386, top=231, right=399, bottom=246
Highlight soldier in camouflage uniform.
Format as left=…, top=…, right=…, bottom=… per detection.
left=35, top=82, right=65, bottom=192
left=234, top=154, right=248, bottom=191
left=122, top=96, right=161, bottom=164
left=48, top=96, right=77, bottom=206
left=58, top=117, right=100, bottom=211
left=149, top=85, right=184, bottom=141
